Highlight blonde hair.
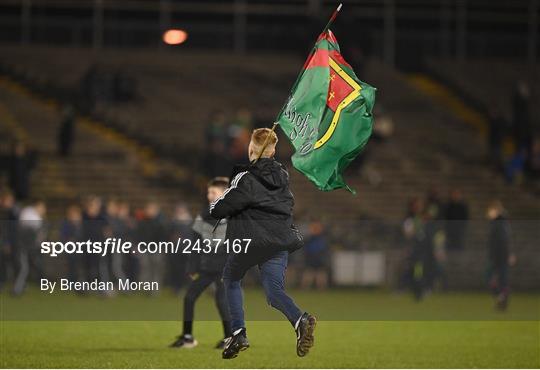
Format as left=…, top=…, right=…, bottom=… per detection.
left=251, top=128, right=278, bottom=158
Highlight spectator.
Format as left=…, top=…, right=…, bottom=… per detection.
left=117, top=201, right=138, bottom=282
left=203, top=110, right=232, bottom=177
left=529, top=138, right=540, bottom=178
left=425, top=185, right=443, bottom=220
left=57, top=105, right=76, bottom=157
left=8, top=141, right=37, bottom=201
left=300, top=220, right=329, bottom=290
left=228, top=108, right=253, bottom=163
left=137, top=200, right=166, bottom=294
left=512, top=81, right=532, bottom=168
left=372, top=107, right=395, bottom=142
left=106, top=198, right=124, bottom=286
left=351, top=104, right=392, bottom=184
left=399, top=197, right=423, bottom=291
left=486, top=105, right=507, bottom=172
left=168, top=202, right=193, bottom=293
left=81, top=195, right=106, bottom=285
left=13, top=199, right=47, bottom=295
left=504, top=148, right=527, bottom=184
left=420, top=208, right=438, bottom=294
left=60, top=204, right=83, bottom=282
left=444, top=189, right=469, bottom=250
left=0, top=190, right=19, bottom=292
left=486, top=200, right=515, bottom=311
left=402, top=197, right=431, bottom=300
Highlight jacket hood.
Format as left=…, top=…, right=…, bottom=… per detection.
left=249, top=158, right=288, bottom=190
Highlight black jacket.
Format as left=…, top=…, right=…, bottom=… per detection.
left=189, top=207, right=228, bottom=274
left=209, top=158, right=303, bottom=254
left=488, top=215, right=511, bottom=267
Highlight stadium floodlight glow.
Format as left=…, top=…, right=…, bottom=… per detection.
left=162, top=29, right=188, bottom=45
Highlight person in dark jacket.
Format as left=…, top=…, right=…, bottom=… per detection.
left=203, top=110, right=233, bottom=177
left=81, top=196, right=107, bottom=286
left=116, top=201, right=138, bottom=282
left=445, top=189, right=469, bottom=251
left=57, top=105, right=76, bottom=157
left=167, top=202, right=193, bottom=293
left=60, top=204, right=83, bottom=282
left=487, top=105, right=507, bottom=172
left=210, top=128, right=315, bottom=359
left=8, top=142, right=37, bottom=201
left=137, top=201, right=166, bottom=292
left=300, top=220, right=329, bottom=290
left=170, top=178, right=231, bottom=350
left=512, top=81, right=533, bottom=168
left=0, top=190, right=19, bottom=292
left=486, top=200, right=515, bottom=311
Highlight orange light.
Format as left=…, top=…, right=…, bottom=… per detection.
left=163, top=29, right=188, bottom=45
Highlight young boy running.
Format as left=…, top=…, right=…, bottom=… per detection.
left=170, top=177, right=232, bottom=349
left=210, top=128, right=316, bottom=359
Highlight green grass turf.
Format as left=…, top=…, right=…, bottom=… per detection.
left=1, top=289, right=539, bottom=368
left=3, top=288, right=539, bottom=321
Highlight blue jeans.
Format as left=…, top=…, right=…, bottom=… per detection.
left=223, top=250, right=303, bottom=332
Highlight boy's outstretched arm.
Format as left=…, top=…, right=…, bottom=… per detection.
left=209, top=171, right=253, bottom=219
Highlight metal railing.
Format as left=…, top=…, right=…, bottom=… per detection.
left=0, top=0, right=537, bottom=68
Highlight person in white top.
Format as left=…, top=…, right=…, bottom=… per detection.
left=13, top=199, right=47, bottom=295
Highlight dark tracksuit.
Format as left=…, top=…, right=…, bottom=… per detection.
left=81, top=213, right=107, bottom=283
left=487, top=215, right=512, bottom=297
left=182, top=208, right=231, bottom=338
left=210, top=158, right=304, bottom=332
left=0, top=206, right=19, bottom=290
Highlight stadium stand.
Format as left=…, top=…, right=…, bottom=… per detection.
left=0, top=76, right=198, bottom=219
left=426, top=58, right=540, bottom=121
left=0, top=46, right=538, bottom=288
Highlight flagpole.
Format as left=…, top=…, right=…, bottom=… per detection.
left=323, top=3, right=343, bottom=33
left=254, top=3, right=343, bottom=163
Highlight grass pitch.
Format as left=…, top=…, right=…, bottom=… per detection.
left=1, top=289, right=538, bottom=368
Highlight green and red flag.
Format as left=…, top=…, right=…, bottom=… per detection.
left=276, top=27, right=376, bottom=193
